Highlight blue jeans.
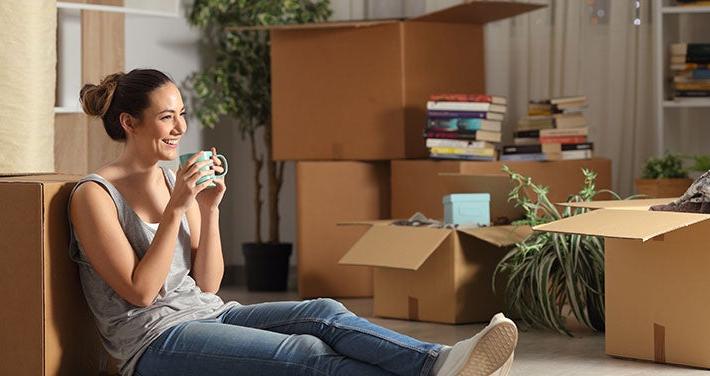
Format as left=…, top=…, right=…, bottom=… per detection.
left=134, top=298, right=443, bottom=376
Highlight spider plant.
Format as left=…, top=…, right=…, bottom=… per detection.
left=494, top=165, right=634, bottom=336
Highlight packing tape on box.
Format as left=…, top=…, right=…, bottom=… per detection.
left=0, top=1, right=56, bottom=174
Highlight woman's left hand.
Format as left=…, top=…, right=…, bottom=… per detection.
left=196, top=146, right=227, bottom=211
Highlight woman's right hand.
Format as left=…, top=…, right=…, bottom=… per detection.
left=168, top=153, right=215, bottom=213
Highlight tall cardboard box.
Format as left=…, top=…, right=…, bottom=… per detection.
left=391, top=158, right=612, bottom=219
left=535, top=198, right=710, bottom=369
left=240, top=1, right=544, bottom=160
left=296, top=161, right=390, bottom=298
left=0, top=175, right=104, bottom=375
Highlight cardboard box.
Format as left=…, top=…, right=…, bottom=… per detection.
left=339, top=222, right=531, bottom=324
left=296, top=161, right=390, bottom=298
left=391, top=158, right=612, bottom=219
left=240, top=1, right=544, bottom=160
left=534, top=198, right=710, bottom=369
left=339, top=174, right=530, bottom=323
left=0, top=175, right=104, bottom=375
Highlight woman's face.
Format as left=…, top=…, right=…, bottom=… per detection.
left=132, top=83, right=187, bottom=161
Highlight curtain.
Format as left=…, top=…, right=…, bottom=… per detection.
left=483, top=0, right=655, bottom=195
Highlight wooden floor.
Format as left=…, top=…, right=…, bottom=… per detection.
left=218, top=286, right=709, bottom=376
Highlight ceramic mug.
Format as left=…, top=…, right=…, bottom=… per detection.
left=179, top=151, right=228, bottom=187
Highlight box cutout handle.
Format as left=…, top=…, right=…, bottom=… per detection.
left=408, top=297, right=419, bottom=321
left=654, top=323, right=666, bottom=363
left=651, top=234, right=665, bottom=242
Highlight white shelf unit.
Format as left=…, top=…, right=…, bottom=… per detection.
left=54, top=1, right=180, bottom=113
left=654, top=0, right=710, bottom=155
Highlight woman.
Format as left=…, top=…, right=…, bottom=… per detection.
left=68, top=69, right=518, bottom=376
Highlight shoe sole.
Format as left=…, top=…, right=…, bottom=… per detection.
left=458, top=322, right=518, bottom=376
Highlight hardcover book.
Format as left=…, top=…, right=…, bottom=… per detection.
left=429, top=94, right=507, bottom=105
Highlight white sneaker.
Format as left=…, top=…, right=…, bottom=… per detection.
left=437, top=313, right=518, bottom=376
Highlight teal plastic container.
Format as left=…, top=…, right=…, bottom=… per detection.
left=443, top=193, right=491, bottom=226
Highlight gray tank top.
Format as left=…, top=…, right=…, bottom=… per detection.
left=67, top=166, right=239, bottom=376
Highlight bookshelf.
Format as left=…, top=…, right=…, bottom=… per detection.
left=654, top=0, right=710, bottom=154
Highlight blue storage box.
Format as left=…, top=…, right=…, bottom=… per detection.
left=443, top=193, right=490, bottom=226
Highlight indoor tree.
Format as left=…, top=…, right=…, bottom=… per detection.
left=186, top=0, right=331, bottom=244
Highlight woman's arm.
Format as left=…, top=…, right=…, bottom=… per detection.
left=187, top=203, right=224, bottom=293
left=71, top=182, right=185, bottom=307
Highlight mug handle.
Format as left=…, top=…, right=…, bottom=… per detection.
left=214, top=154, right=228, bottom=178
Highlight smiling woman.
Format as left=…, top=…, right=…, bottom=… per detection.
left=67, top=68, right=519, bottom=376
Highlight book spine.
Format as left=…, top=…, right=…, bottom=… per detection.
left=539, top=136, right=588, bottom=144
left=429, top=94, right=493, bottom=102
left=513, top=130, right=540, bottom=138
left=427, top=101, right=491, bottom=112
left=427, top=111, right=487, bottom=119
left=692, top=69, right=710, bottom=80
left=424, top=131, right=478, bottom=140
left=539, top=128, right=588, bottom=137
left=426, top=139, right=491, bottom=148
left=430, top=147, right=495, bottom=157
left=675, top=90, right=710, bottom=97
left=499, top=153, right=547, bottom=161
left=687, top=44, right=710, bottom=58
left=429, top=154, right=495, bottom=161
left=685, top=56, right=710, bottom=64
left=502, top=145, right=543, bottom=154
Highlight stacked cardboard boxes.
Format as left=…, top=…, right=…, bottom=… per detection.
left=251, top=1, right=545, bottom=298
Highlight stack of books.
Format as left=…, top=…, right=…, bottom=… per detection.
left=424, top=94, right=506, bottom=161
left=502, top=96, right=593, bottom=161
left=671, top=43, right=710, bottom=100
left=675, top=0, right=710, bottom=7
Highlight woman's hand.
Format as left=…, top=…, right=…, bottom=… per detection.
left=195, top=146, right=227, bottom=211
left=168, top=152, right=216, bottom=213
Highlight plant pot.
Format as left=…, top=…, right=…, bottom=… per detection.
left=634, top=178, right=693, bottom=198
left=242, top=242, right=292, bottom=291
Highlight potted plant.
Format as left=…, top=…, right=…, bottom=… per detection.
left=687, top=154, right=710, bottom=179
left=635, top=153, right=693, bottom=198
left=186, top=1, right=331, bottom=291
left=494, top=166, right=635, bottom=335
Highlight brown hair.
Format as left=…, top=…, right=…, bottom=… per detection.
left=79, top=69, right=174, bottom=141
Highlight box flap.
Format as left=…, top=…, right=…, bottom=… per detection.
left=337, top=220, right=396, bottom=227
left=229, top=19, right=398, bottom=32
left=560, top=198, right=677, bottom=210
left=438, top=173, right=523, bottom=223
left=458, top=225, right=532, bottom=247
left=533, top=209, right=710, bottom=241
left=339, top=225, right=451, bottom=270
left=410, top=1, right=545, bottom=24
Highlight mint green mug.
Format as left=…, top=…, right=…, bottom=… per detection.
left=179, top=151, right=228, bottom=187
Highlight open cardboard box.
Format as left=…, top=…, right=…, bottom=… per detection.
left=236, top=1, right=545, bottom=160
left=534, top=197, right=710, bottom=369
left=338, top=174, right=531, bottom=324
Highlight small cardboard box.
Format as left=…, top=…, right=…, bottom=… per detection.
left=534, top=198, right=710, bottom=369
left=296, top=161, right=390, bottom=298
left=391, top=158, right=613, bottom=220
left=238, top=1, right=544, bottom=160
left=339, top=222, right=531, bottom=324
left=0, top=175, right=104, bottom=375
left=339, top=174, right=530, bottom=323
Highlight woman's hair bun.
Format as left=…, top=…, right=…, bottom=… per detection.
left=79, top=72, right=124, bottom=117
